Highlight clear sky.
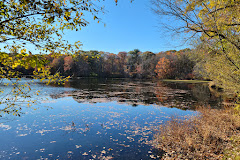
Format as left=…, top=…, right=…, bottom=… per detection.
left=63, top=0, right=189, bottom=54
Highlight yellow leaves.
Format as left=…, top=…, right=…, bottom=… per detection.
left=12, top=61, right=21, bottom=69
left=20, top=49, right=26, bottom=54
left=0, top=0, right=101, bottom=59
left=208, top=1, right=215, bottom=9
left=185, top=3, right=195, bottom=13
left=0, top=0, right=109, bottom=114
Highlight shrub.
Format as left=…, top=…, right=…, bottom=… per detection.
left=152, top=107, right=240, bottom=159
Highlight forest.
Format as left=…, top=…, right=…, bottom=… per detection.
left=0, top=0, right=240, bottom=159
left=3, top=48, right=202, bottom=80
left=1, top=0, right=239, bottom=93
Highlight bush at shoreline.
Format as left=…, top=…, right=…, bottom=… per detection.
left=152, top=107, right=240, bottom=159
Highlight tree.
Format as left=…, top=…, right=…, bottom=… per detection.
left=126, top=49, right=141, bottom=78
left=139, top=51, right=156, bottom=78
left=103, top=53, right=119, bottom=76
left=151, top=0, right=240, bottom=91
left=117, top=52, right=128, bottom=76
left=0, top=0, right=124, bottom=116
left=50, top=56, right=64, bottom=74
left=0, top=0, right=103, bottom=79
left=64, top=56, right=74, bottom=75
left=72, top=51, right=91, bottom=77
left=155, top=57, right=173, bottom=79
left=174, top=49, right=195, bottom=79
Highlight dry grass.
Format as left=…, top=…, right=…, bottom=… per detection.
left=153, top=107, right=240, bottom=159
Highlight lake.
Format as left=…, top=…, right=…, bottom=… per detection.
left=0, top=78, right=227, bottom=159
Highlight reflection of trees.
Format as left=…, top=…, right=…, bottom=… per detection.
left=191, top=84, right=223, bottom=108
left=154, top=81, right=194, bottom=110
left=0, top=78, right=231, bottom=122
left=50, top=79, right=227, bottom=110
left=155, top=81, right=169, bottom=103
left=0, top=80, right=47, bottom=120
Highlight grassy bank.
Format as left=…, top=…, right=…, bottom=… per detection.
left=162, top=79, right=211, bottom=83
left=152, top=107, right=240, bottom=159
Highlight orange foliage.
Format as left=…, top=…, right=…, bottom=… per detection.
left=64, top=56, right=73, bottom=72
left=155, top=57, right=172, bottom=79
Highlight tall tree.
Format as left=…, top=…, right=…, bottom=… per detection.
left=139, top=51, right=156, bottom=78
left=155, top=57, right=173, bottom=79
left=151, top=0, right=240, bottom=91
left=117, top=52, right=128, bottom=76
left=64, top=56, right=74, bottom=76
left=126, top=49, right=141, bottom=78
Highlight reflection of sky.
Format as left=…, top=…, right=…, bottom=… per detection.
left=0, top=79, right=76, bottom=111
left=0, top=93, right=196, bottom=160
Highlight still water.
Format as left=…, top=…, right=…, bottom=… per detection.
left=0, top=78, right=226, bottom=159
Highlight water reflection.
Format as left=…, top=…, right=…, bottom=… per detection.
left=49, top=78, right=225, bottom=110
left=0, top=78, right=232, bottom=160
left=0, top=99, right=193, bottom=160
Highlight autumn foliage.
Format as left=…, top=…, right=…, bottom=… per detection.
left=1, top=48, right=197, bottom=80
left=155, top=57, right=172, bottom=79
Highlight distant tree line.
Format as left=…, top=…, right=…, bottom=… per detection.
left=2, top=48, right=206, bottom=80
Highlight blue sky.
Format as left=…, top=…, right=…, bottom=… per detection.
left=64, top=0, right=189, bottom=54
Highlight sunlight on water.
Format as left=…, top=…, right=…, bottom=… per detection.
left=0, top=79, right=226, bottom=159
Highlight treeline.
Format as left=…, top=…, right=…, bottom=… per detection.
left=7, top=48, right=205, bottom=80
